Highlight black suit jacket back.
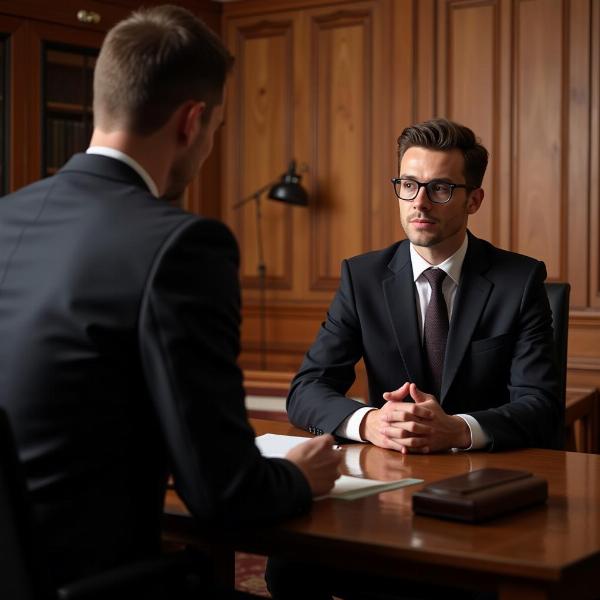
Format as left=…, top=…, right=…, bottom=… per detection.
left=0, top=154, right=310, bottom=585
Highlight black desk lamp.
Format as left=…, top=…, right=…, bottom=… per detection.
left=233, top=161, right=308, bottom=370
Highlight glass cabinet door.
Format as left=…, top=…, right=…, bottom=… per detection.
left=42, top=44, right=97, bottom=177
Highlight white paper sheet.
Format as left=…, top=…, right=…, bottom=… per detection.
left=255, top=433, right=423, bottom=500
left=255, top=433, right=309, bottom=458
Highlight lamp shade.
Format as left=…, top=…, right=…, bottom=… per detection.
left=267, top=161, right=308, bottom=206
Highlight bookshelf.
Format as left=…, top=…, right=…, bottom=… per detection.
left=43, top=46, right=97, bottom=177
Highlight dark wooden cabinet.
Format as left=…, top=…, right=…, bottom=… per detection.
left=0, top=0, right=222, bottom=217
left=43, top=45, right=97, bottom=176
left=0, top=34, right=7, bottom=195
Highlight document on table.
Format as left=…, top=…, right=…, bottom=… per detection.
left=255, top=433, right=423, bottom=501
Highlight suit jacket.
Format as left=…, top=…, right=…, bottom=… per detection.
left=0, top=154, right=310, bottom=586
left=287, top=233, right=562, bottom=450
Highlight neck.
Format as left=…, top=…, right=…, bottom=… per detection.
left=413, top=230, right=467, bottom=266
left=89, top=128, right=175, bottom=195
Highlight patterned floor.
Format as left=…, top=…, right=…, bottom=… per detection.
left=236, top=553, right=270, bottom=597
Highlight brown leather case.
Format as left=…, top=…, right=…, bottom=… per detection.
left=412, top=468, right=548, bottom=523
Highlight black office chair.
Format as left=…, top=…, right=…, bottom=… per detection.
left=544, top=282, right=570, bottom=407
left=0, top=408, right=259, bottom=600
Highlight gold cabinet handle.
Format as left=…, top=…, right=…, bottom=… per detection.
left=77, top=10, right=101, bottom=24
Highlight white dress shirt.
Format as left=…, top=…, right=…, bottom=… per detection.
left=337, top=235, right=490, bottom=450
left=86, top=146, right=159, bottom=198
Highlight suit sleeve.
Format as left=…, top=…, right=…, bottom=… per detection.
left=287, top=259, right=367, bottom=435
left=469, top=261, right=563, bottom=450
left=138, top=218, right=311, bottom=526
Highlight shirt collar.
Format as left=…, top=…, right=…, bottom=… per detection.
left=409, top=234, right=469, bottom=285
left=86, top=146, right=159, bottom=197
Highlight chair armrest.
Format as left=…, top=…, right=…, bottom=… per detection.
left=565, top=387, right=599, bottom=453
left=57, top=551, right=198, bottom=600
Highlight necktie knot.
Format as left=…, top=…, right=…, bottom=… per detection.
left=423, top=267, right=447, bottom=291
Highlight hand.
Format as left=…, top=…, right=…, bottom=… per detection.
left=285, top=434, right=342, bottom=497
left=364, top=382, right=471, bottom=454
left=360, top=382, right=435, bottom=452
left=379, top=383, right=471, bottom=453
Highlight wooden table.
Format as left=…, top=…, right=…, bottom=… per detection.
left=163, top=419, right=600, bottom=600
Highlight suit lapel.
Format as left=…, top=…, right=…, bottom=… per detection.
left=383, top=242, right=426, bottom=389
left=440, top=234, right=492, bottom=403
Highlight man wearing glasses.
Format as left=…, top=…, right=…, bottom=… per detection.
left=287, top=118, right=561, bottom=459
left=266, top=118, right=561, bottom=600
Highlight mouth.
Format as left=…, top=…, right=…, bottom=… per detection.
left=409, top=217, right=437, bottom=227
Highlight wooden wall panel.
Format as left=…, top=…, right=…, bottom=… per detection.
left=590, top=0, right=600, bottom=309
left=309, top=10, right=372, bottom=289
left=223, top=0, right=600, bottom=400
left=567, top=0, right=591, bottom=308
left=440, top=0, right=499, bottom=244
left=228, top=20, right=295, bottom=289
left=415, top=0, right=437, bottom=122
left=513, top=0, right=565, bottom=280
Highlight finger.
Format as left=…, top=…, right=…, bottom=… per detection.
left=381, top=420, right=432, bottom=436
left=398, top=434, right=430, bottom=448
left=308, top=433, right=335, bottom=450
left=410, top=383, right=436, bottom=404
left=318, top=433, right=335, bottom=445
left=385, top=406, right=433, bottom=422
left=377, top=435, right=410, bottom=453
left=382, top=382, right=410, bottom=402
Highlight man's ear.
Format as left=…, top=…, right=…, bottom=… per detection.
left=177, top=101, right=206, bottom=147
left=466, top=187, right=484, bottom=215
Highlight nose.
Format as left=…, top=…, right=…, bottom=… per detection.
left=412, top=185, right=432, bottom=210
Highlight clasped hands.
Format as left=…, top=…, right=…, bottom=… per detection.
left=360, top=382, right=471, bottom=454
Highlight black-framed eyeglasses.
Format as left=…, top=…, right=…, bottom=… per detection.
left=391, top=177, right=471, bottom=205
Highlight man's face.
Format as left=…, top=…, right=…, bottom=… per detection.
left=398, top=146, right=482, bottom=261
left=163, top=99, right=225, bottom=205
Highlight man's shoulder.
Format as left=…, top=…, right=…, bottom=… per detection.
left=472, top=235, right=543, bottom=270
left=468, top=235, right=547, bottom=291
left=345, top=240, right=406, bottom=269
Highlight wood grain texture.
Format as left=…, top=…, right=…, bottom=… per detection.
left=442, top=0, right=499, bottom=244
left=165, top=418, right=600, bottom=599
left=310, top=8, right=372, bottom=289
left=513, top=0, right=565, bottom=279
left=221, top=0, right=600, bottom=401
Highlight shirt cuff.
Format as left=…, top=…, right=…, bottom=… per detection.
left=335, top=406, right=377, bottom=442
left=455, top=414, right=490, bottom=450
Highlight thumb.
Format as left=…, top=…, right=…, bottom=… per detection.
left=309, top=433, right=334, bottom=448
left=410, top=383, right=429, bottom=403
left=382, top=381, right=410, bottom=402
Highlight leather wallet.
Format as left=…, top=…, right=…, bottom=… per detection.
left=412, top=468, right=548, bottom=523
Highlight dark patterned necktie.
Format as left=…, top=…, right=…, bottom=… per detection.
left=423, top=268, right=449, bottom=398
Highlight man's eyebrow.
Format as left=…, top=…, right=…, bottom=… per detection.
left=398, top=174, right=454, bottom=183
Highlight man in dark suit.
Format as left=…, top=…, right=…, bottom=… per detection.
left=267, top=119, right=561, bottom=599
left=0, top=5, right=341, bottom=593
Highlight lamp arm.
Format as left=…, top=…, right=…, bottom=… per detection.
left=233, top=179, right=279, bottom=209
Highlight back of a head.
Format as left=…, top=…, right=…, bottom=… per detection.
left=397, top=118, right=489, bottom=188
left=93, top=4, right=234, bottom=136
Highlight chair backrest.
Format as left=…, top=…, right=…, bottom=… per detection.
left=0, top=408, right=48, bottom=600
left=544, top=282, right=570, bottom=404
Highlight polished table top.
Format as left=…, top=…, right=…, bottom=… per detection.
left=164, top=419, right=600, bottom=598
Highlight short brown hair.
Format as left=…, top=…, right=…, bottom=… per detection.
left=397, top=119, right=488, bottom=188
left=93, top=4, right=234, bottom=135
